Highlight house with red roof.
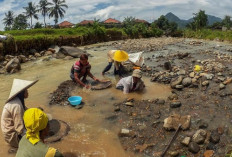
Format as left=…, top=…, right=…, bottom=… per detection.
left=79, top=20, right=94, bottom=26
left=103, top=18, right=121, bottom=24
left=135, top=19, right=150, bottom=25
left=58, top=21, right=74, bottom=28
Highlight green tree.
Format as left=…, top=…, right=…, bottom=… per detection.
left=3, top=11, right=15, bottom=30
left=123, top=16, right=136, bottom=27
left=222, top=15, right=231, bottom=29
left=154, top=15, right=169, bottom=30
left=12, top=14, right=28, bottom=30
left=193, top=10, right=208, bottom=30
left=49, top=0, right=68, bottom=25
left=34, top=22, right=43, bottom=29
left=23, top=2, right=39, bottom=28
left=38, top=0, right=52, bottom=27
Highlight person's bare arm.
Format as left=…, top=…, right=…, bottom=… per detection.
left=74, top=72, right=86, bottom=87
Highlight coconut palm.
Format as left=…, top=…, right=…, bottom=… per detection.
left=23, top=2, right=39, bottom=28
left=38, top=0, right=52, bottom=27
left=49, top=0, right=68, bottom=25
left=3, top=11, right=15, bottom=29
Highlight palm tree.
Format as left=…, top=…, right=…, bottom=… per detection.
left=49, top=0, right=68, bottom=25
left=38, top=0, right=52, bottom=27
left=23, top=2, right=39, bottom=28
left=3, top=11, right=14, bottom=29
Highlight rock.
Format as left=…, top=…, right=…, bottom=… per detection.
left=175, top=85, right=184, bottom=89
left=64, top=56, right=74, bottom=60
left=202, top=81, right=209, bottom=86
left=168, top=151, right=179, bottom=157
left=182, top=77, right=192, bottom=86
left=59, top=46, right=90, bottom=58
left=181, top=137, right=191, bottom=146
left=34, top=52, right=41, bottom=57
left=223, top=78, right=232, bottom=85
left=156, top=99, right=165, bottom=104
left=189, top=72, right=195, bottom=78
left=192, top=129, right=207, bottom=144
left=5, top=57, right=21, bottom=73
left=170, top=76, right=183, bottom=88
left=200, top=73, right=214, bottom=80
left=177, top=69, right=186, bottom=75
left=3, top=61, right=8, bottom=66
left=192, top=78, right=197, bottom=83
left=218, top=76, right=226, bottom=82
left=48, top=48, right=56, bottom=53
left=125, top=102, right=134, bottom=107
left=163, top=114, right=191, bottom=130
left=210, top=131, right=220, bottom=144
left=188, top=142, right=200, bottom=154
left=18, top=55, right=28, bottom=63
left=204, top=150, right=214, bottom=157
left=206, top=142, right=216, bottom=150
left=118, top=129, right=131, bottom=137
left=219, top=83, right=225, bottom=89
left=45, top=50, right=53, bottom=56
left=170, top=101, right=182, bottom=108
left=168, top=94, right=178, bottom=100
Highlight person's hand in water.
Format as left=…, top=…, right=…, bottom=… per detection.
left=85, top=85, right=91, bottom=89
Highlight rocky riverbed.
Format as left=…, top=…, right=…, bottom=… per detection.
left=4, top=37, right=232, bottom=157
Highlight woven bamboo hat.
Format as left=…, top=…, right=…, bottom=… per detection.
left=6, top=79, right=38, bottom=103
left=113, top=50, right=129, bottom=62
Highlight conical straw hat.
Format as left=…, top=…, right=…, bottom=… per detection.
left=113, top=50, right=129, bottom=62
left=6, top=79, right=38, bottom=103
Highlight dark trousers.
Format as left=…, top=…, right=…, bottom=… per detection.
left=102, top=62, right=123, bottom=76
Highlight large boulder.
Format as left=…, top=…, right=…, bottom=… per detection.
left=58, top=46, right=90, bottom=58
left=5, top=57, right=21, bottom=73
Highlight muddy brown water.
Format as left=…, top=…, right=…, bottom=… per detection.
left=0, top=43, right=171, bottom=157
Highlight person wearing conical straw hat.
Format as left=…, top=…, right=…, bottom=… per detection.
left=102, top=50, right=129, bottom=76
left=116, top=69, right=145, bottom=94
left=16, top=108, right=63, bottom=157
left=1, top=79, right=38, bottom=152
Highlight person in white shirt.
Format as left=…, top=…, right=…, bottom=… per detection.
left=116, top=69, right=145, bottom=94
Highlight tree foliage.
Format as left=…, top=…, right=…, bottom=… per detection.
left=23, top=2, right=39, bottom=28
left=12, top=14, right=28, bottom=30
left=38, top=0, right=52, bottom=27
left=3, top=11, right=15, bottom=30
left=187, top=10, right=208, bottom=30
left=222, top=15, right=231, bottom=29
left=49, top=0, right=68, bottom=25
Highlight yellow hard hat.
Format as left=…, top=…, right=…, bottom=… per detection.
left=194, top=65, right=201, bottom=72
left=113, top=50, right=129, bottom=62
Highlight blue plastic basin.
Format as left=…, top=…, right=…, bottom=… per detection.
left=68, top=96, right=82, bottom=106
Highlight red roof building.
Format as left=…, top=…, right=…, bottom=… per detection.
left=79, top=20, right=94, bottom=25
left=135, top=19, right=149, bottom=24
left=103, top=18, right=121, bottom=24
left=58, top=21, right=74, bottom=28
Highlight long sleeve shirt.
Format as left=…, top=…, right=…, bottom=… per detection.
left=116, top=76, right=145, bottom=94
left=1, top=97, right=25, bottom=138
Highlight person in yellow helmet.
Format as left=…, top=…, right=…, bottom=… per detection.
left=16, top=108, right=63, bottom=157
left=102, top=50, right=129, bottom=76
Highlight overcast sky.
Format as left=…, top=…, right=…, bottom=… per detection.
left=0, top=0, right=232, bottom=30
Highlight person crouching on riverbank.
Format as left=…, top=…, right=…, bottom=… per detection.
left=1, top=79, right=38, bottom=153
left=116, top=69, right=145, bottom=94
left=102, top=50, right=129, bottom=76
left=70, top=54, right=100, bottom=89
left=16, top=108, right=63, bottom=157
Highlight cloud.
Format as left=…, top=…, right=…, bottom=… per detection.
left=0, top=0, right=232, bottom=30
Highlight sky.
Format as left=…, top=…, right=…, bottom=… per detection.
left=0, top=0, right=232, bottom=30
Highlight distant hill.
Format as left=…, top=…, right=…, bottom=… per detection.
left=164, top=12, right=222, bottom=28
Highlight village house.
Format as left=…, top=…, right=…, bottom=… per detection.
left=103, top=18, right=122, bottom=28
left=78, top=20, right=94, bottom=26
left=58, top=21, right=74, bottom=28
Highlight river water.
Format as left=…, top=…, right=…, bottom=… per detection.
left=0, top=44, right=172, bottom=157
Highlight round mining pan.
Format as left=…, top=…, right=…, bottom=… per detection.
left=44, top=119, right=70, bottom=143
